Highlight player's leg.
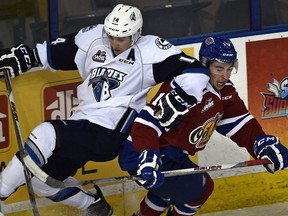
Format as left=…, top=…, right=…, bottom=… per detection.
left=31, top=175, right=112, bottom=216
left=34, top=150, right=112, bottom=215
left=134, top=173, right=213, bottom=216
left=0, top=121, right=56, bottom=200
left=0, top=155, right=25, bottom=199
left=38, top=119, right=117, bottom=215
left=15, top=150, right=110, bottom=216
left=1, top=118, right=121, bottom=215
left=0, top=189, right=3, bottom=216
left=79, top=184, right=113, bottom=216
left=0, top=156, right=22, bottom=216
left=134, top=150, right=214, bottom=216
left=0, top=120, right=111, bottom=215
left=134, top=191, right=170, bottom=216
left=160, top=156, right=214, bottom=216
left=166, top=174, right=214, bottom=215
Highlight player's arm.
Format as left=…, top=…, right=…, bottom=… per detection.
left=153, top=73, right=209, bottom=128
left=121, top=118, right=164, bottom=189
left=216, top=86, right=259, bottom=155
left=217, top=86, right=288, bottom=173
left=0, top=43, right=41, bottom=77
left=37, top=32, right=78, bottom=70
left=0, top=32, right=78, bottom=78
left=152, top=52, right=209, bottom=83
left=233, top=117, right=288, bottom=174
left=119, top=83, right=175, bottom=188
left=122, top=80, right=200, bottom=188
left=118, top=109, right=164, bottom=189
left=153, top=85, right=197, bottom=128
left=152, top=53, right=210, bottom=128
left=253, top=135, right=288, bottom=173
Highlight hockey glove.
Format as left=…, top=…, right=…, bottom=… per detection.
left=136, top=149, right=164, bottom=189
left=0, top=43, right=37, bottom=78
left=254, top=135, right=288, bottom=173
left=154, top=87, right=197, bottom=128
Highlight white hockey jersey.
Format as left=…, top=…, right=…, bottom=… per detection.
left=36, top=24, right=210, bottom=131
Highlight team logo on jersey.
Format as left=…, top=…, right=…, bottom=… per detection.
left=261, top=77, right=288, bottom=119
left=201, top=98, right=214, bottom=113
left=189, top=112, right=222, bottom=149
left=155, top=38, right=172, bottom=50
left=89, top=67, right=127, bottom=102
left=92, top=50, right=106, bottom=63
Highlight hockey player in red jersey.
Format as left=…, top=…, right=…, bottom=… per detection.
left=0, top=4, right=210, bottom=216
left=119, top=36, right=288, bottom=216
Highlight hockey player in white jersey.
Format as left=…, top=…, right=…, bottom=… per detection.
left=0, top=4, right=210, bottom=216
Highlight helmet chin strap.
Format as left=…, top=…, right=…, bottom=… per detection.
left=200, top=56, right=209, bottom=67
left=232, top=59, right=239, bottom=74
left=131, top=29, right=142, bottom=46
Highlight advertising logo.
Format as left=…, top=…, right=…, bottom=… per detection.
left=44, top=82, right=81, bottom=120
left=0, top=95, right=9, bottom=150
left=261, top=77, right=288, bottom=119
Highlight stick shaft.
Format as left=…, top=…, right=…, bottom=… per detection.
left=4, top=70, right=40, bottom=216
left=162, top=158, right=271, bottom=177
left=47, top=158, right=271, bottom=188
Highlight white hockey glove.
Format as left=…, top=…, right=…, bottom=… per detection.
left=154, top=87, right=197, bottom=128
left=136, top=149, right=164, bottom=189
left=254, top=135, right=288, bottom=173
left=0, top=43, right=38, bottom=78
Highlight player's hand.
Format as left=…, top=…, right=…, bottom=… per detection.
left=0, top=43, right=36, bottom=78
left=154, top=87, right=197, bottom=128
left=254, top=135, right=288, bottom=173
left=136, top=149, right=164, bottom=189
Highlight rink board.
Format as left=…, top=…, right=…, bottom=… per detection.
left=2, top=170, right=288, bottom=215
left=0, top=32, right=288, bottom=215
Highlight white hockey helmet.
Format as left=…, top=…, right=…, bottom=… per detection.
left=104, top=4, right=143, bottom=45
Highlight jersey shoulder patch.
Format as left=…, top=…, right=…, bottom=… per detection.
left=136, top=35, right=181, bottom=64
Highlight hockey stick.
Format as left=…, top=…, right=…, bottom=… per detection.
left=3, top=70, right=40, bottom=216
left=23, top=157, right=271, bottom=188
left=66, top=158, right=272, bottom=187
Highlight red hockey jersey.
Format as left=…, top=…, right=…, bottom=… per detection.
left=131, top=79, right=265, bottom=158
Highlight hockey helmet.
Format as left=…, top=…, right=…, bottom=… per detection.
left=199, top=36, right=237, bottom=68
left=104, top=4, right=143, bottom=45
